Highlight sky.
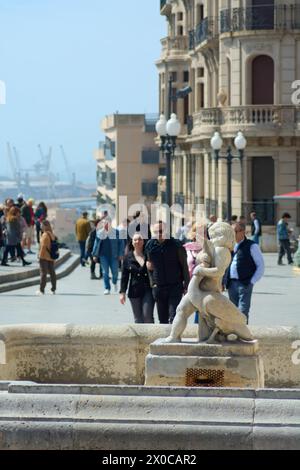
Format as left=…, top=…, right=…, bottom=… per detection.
left=0, top=0, right=166, bottom=183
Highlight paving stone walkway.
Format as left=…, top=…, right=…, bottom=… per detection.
left=0, top=253, right=299, bottom=327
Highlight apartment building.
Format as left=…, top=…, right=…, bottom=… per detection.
left=158, top=0, right=300, bottom=249
left=95, top=114, right=163, bottom=220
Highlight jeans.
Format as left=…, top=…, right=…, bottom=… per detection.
left=251, top=235, right=260, bottom=245
left=152, top=283, right=183, bottom=324
left=228, top=280, right=254, bottom=324
left=1, top=243, right=24, bottom=264
left=278, top=239, right=293, bottom=264
left=129, top=288, right=155, bottom=324
left=78, top=241, right=87, bottom=265
left=100, top=255, right=119, bottom=291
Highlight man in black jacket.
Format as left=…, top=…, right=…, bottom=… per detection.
left=145, top=221, right=190, bottom=324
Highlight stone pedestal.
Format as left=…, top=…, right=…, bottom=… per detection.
left=145, top=339, right=264, bottom=388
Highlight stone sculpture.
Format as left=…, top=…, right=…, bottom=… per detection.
left=165, top=222, right=254, bottom=344
left=217, top=89, right=227, bottom=106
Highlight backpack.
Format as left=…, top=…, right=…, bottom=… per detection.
left=47, top=234, right=60, bottom=260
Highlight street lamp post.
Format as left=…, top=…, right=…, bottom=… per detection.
left=156, top=78, right=192, bottom=208
left=210, top=131, right=247, bottom=222
left=155, top=113, right=181, bottom=208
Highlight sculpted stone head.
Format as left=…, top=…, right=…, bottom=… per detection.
left=208, top=222, right=235, bottom=251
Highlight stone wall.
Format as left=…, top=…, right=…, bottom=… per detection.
left=0, top=324, right=299, bottom=388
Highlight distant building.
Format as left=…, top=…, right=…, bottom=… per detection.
left=95, top=114, right=165, bottom=220
left=158, top=0, right=300, bottom=250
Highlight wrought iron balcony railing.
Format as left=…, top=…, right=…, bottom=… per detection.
left=189, top=17, right=216, bottom=49
left=195, top=17, right=215, bottom=46
left=220, top=4, right=300, bottom=33
left=189, top=30, right=195, bottom=50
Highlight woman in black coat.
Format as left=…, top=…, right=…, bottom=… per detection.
left=119, top=232, right=155, bottom=324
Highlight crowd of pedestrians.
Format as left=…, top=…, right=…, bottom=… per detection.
left=90, top=210, right=299, bottom=325
left=1, top=198, right=299, bottom=326
left=0, top=195, right=57, bottom=295
left=73, top=210, right=266, bottom=326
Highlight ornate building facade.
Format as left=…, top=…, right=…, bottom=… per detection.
left=157, top=0, right=300, bottom=249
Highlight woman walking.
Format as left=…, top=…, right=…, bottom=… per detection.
left=184, top=223, right=205, bottom=323
left=119, top=232, right=155, bottom=323
left=1, top=206, right=31, bottom=267
left=37, top=220, right=57, bottom=295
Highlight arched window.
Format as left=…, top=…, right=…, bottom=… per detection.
left=252, top=55, right=274, bottom=105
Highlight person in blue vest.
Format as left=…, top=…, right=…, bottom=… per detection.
left=92, top=217, right=124, bottom=295
left=250, top=211, right=262, bottom=245
left=224, top=222, right=265, bottom=324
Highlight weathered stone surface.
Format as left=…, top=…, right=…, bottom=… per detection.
left=0, top=325, right=300, bottom=388
left=146, top=338, right=264, bottom=388
left=0, top=384, right=299, bottom=450
left=145, top=354, right=264, bottom=388
left=150, top=338, right=260, bottom=356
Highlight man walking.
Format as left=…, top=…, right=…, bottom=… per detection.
left=225, top=222, right=264, bottom=324
left=92, top=217, right=124, bottom=295
left=146, top=221, right=190, bottom=324
left=75, top=211, right=91, bottom=266
left=250, top=211, right=262, bottom=245
left=277, top=212, right=293, bottom=266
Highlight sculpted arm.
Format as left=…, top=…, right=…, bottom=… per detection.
left=193, top=248, right=231, bottom=279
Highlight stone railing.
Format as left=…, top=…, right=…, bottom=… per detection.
left=161, top=35, right=189, bottom=54
left=192, top=105, right=297, bottom=137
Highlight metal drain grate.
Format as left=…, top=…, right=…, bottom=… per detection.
left=185, top=368, right=225, bottom=387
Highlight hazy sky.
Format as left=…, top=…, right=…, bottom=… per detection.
left=0, top=0, right=166, bottom=183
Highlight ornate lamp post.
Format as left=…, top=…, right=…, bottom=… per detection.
left=210, top=131, right=247, bottom=222
left=155, top=113, right=181, bottom=208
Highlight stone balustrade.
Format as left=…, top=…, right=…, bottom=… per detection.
left=192, top=105, right=297, bottom=138
left=160, top=35, right=189, bottom=55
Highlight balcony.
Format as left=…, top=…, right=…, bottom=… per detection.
left=160, top=0, right=171, bottom=16
left=189, top=17, right=217, bottom=49
left=161, top=36, right=189, bottom=56
left=220, top=4, right=300, bottom=34
left=192, top=105, right=297, bottom=138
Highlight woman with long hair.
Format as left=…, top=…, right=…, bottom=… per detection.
left=37, top=220, right=57, bottom=295
left=1, top=206, right=31, bottom=267
left=35, top=201, right=48, bottom=244
left=120, top=232, right=155, bottom=323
